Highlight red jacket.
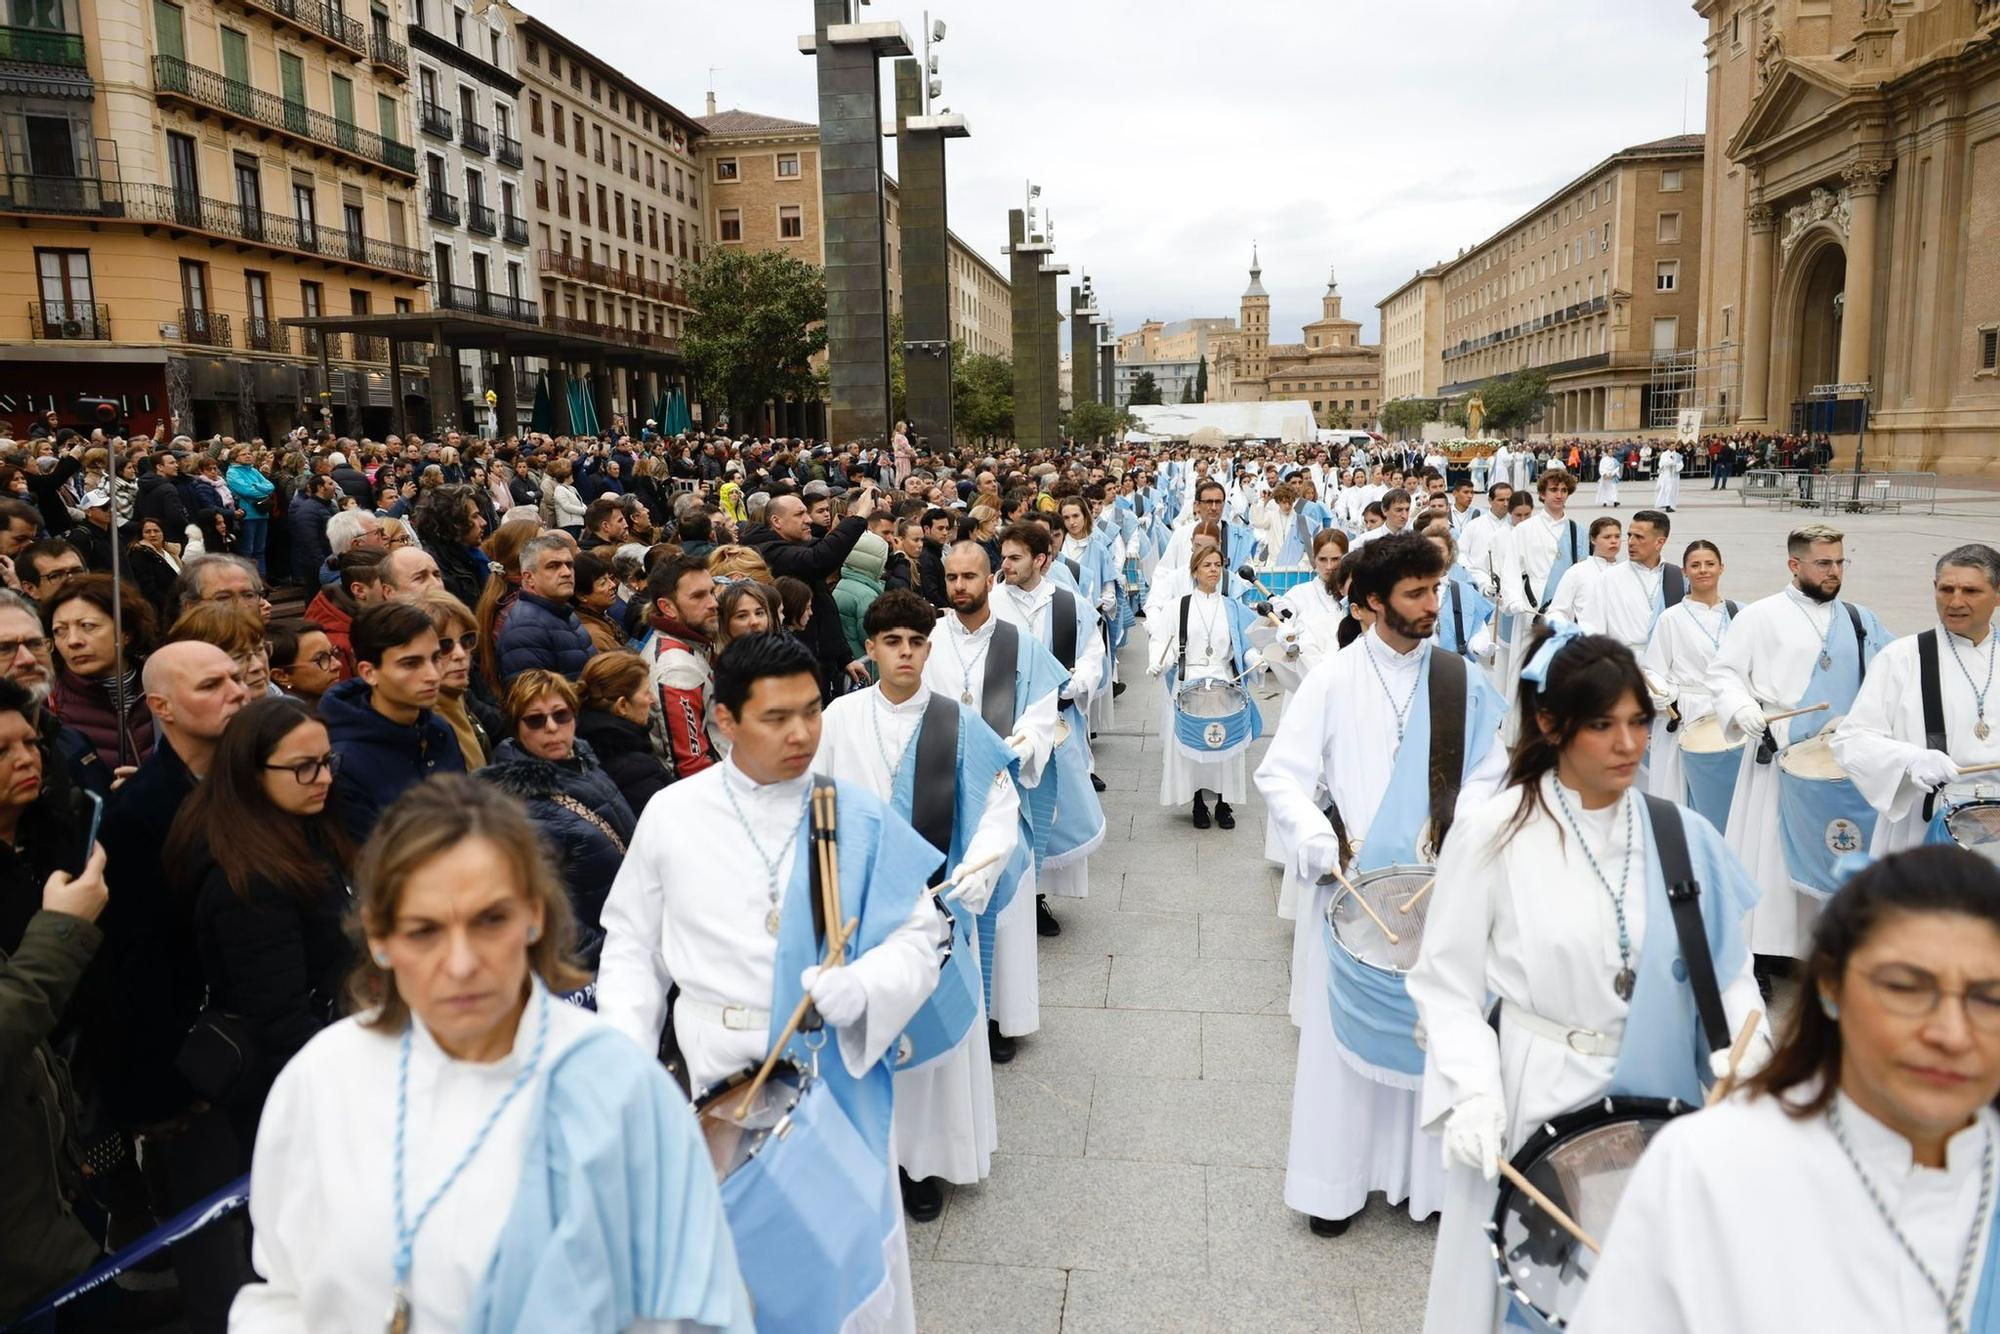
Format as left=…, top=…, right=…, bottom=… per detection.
left=644, top=616, right=716, bottom=781
left=304, top=588, right=356, bottom=680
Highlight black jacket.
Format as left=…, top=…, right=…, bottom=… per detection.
left=883, top=549, right=914, bottom=594
left=136, top=472, right=190, bottom=536
left=329, top=465, right=373, bottom=506
left=758, top=516, right=867, bottom=684
left=478, top=739, right=635, bottom=963
left=424, top=538, right=490, bottom=610
left=574, top=708, right=670, bottom=816
left=286, top=493, right=335, bottom=585
left=320, top=678, right=468, bottom=841
left=61, top=518, right=115, bottom=573
left=918, top=539, right=949, bottom=609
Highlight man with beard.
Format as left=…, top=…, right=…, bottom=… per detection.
left=637, top=553, right=721, bottom=779
left=1254, top=532, right=1507, bottom=1239
left=1707, top=523, right=1888, bottom=973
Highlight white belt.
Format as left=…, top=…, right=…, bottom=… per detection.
left=677, top=998, right=772, bottom=1032
left=1503, top=1003, right=1620, bottom=1058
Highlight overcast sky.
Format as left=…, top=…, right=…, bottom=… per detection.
left=529, top=0, right=1711, bottom=347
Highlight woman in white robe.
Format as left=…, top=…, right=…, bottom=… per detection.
left=234, top=777, right=752, bottom=1333
left=1407, top=627, right=1768, bottom=1334
left=1545, top=516, right=1622, bottom=629
left=1641, top=539, right=1736, bottom=811
left=1148, top=539, right=1263, bottom=826
left=1574, top=846, right=2000, bottom=1334
left=1596, top=450, right=1622, bottom=507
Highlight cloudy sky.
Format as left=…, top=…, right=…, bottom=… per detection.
left=528, top=0, right=1711, bottom=346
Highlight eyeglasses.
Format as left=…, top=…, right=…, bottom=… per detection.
left=519, top=707, right=575, bottom=731
left=382, top=531, right=413, bottom=548
left=205, top=588, right=265, bottom=606
left=298, top=650, right=340, bottom=671
left=443, top=631, right=478, bottom=654
left=0, top=636, right=50, bottom=658
left=264, top=752, right=341, bottom=784
left=1859, top=963, right=2000, bottom=1033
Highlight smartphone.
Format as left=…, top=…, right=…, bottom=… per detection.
left=66, top=789, right=103, bottom=878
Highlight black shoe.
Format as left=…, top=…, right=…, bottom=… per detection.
left=988, top=1019, right=1016, bottom=1064
left=900, top=1169, right=945, bottom=1222
left=1214, top=801, right=1236, bottom=830
left=1309, top=1214, right=1353, bottom=1237
left=1112, top=680, right=1127, bottom=698
left=1192, top=797, right=1212, bottom=830
left=1091, top=771, right=1107, bottom=792
left=1036, top=894, right=1062, bottom=937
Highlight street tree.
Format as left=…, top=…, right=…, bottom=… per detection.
left=1067, top=400, right=1137, bottom=445
left=1128, top=370, right=1162, bottom=405
left=954, top=352, right=1013, bottom=445
left=681, top=249, right=827, bottom=431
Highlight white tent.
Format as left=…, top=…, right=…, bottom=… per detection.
left=1127, top=400, right=1320, bottom=445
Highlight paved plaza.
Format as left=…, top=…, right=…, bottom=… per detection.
left=906, top=476, right=2000, bottom=1333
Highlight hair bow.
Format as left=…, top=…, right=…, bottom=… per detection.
left=1519, top=617, right=1587, bottom=688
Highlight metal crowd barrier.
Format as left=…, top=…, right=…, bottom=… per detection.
left=1737, top=469, right=1802, bottom=505
left=1737, top=468, right=1938, bottom=515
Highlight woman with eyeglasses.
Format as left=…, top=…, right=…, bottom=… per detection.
left=1574, top=846, right=2000, bottom=1333
left=165, top=697, right=355, bottom=1147
left=266, top=618, right=340, bottom=712
left=415, top=590, right=494, bottom=771
left=478, top=669, right=634, bottom=965
left=44, top=574, right=156, bottom=771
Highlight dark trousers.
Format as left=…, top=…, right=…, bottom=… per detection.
left=140, top=1108, right=252, bottom=1334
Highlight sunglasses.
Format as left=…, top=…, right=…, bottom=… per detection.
left=519, top=708, right=575, bottom=731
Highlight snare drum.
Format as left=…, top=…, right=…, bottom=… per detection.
left=1322, top=864, right=1433, bottom=1084
left=1926, top=796, right=2000, bottom=867
left=1489, top=1095, right=1694, bottom=1331
left=694, top=1060, right=888, bottom=1332
left=1253, top=564, right=1315, bottom=595
left=1172, top=676, right=1259, bottom=761
left=1778, top=728, right=1877, bottom=899
left=1677, top=714, right=1744, bottom=833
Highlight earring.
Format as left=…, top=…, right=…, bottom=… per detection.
left=1819, top=993, right=1839, bottom=1020
left=527, top=926, right=541, bottom=944
left=372, top=950, right=391, bottom=968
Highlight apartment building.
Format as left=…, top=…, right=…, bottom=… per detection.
left=1376, top=263, right=1446, bottom=404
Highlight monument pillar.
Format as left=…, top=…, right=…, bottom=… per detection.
left=892, top=57, right=967, bottom=451
left=1740, top=203, right=1776, bottom=427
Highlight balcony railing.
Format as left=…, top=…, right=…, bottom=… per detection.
left=350, top=334, right=386, bottom=361
left=132, top=181, right=427, bottom=277
left=179, top=308, right=230, bottom=348
left=432, top=283, right=539, bottom=325
left=29, top=301, right=109, bottom=340
left=0, top=24, right=86, bottom=66
left=239, top=0, right=365, bottom=53
left=495, top=132, right=522, bottom=168
left=152, top=55, right=416, bottom=177
left=502, top=212, right=528, bottom=245
left=536, top=247, right=689, bottom=307
left=543, top=311, right=677, bottom=354
left=0, top=173, right=125, bottom=216
left=427, top=189, right=460, bottom=226
left=243, top=315, right=289, bottom=352
left=460, top=118, right=490, bottom=155
left=418, top=100, right=452, bottom=139
left=368, top=29, right=407, bottom=74
left=466, top=201, right=495, bottom=235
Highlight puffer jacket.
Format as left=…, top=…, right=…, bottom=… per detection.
left=478, top=738, right=635, bottom=963
left=495, top=591, right=595, bottom=683
left=833, top=531, right=889, bottom=659
left=285, top=492, right=334, bottom=585
left=49, top=665, right=154, bottom=771
left=573, top=707, right=670, bottom=816
left=320, top=678, right=467, bottom=841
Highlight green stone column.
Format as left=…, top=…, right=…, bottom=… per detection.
left=1006, top=209, right=1051, bottom=451
left=892, top=58, right=966, bottom=451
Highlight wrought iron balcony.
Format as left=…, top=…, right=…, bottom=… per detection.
left=427, top=188, right=460, bottom=226
left=350, top=334, right=386, bottom=361
left=0, top=173, right=125, bottom=216
left=29, top=301, right=109, bottom=340
left=502, top=212, right=528, bottom=245
left=179, top=308, right=230, bottom=348
left=466, top=200, right=495, bottom=235
left=431, top=283, right=539, bottom=325
left=460, top=118, right=489, bottom=156
left=542, top=311, right=678, bottom=355
left=152, top=55, right=416, bottom=177
left=368, top=30, right=407, bottom=75
left=418, top=100, right=452, bottom=139
left=0, top=24, right=85, bottom=66
left=238, top=0, right=365, bottom=54
left=128, top=182, right=428, bottom=278
left=243, top=315, right=289, bottom=352
left=535, top=247, right=689, bottom=307
left=495, top=132, right=522, bottom=169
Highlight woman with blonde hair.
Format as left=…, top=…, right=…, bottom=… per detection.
left=415, top=589, right=493, bottom=769
left=473, top=518, right=540, bottom=688
left=166, top=601, right=273, bottom=695
left=232, top=776, right=750, bottom=1331
left=704, top=543, right=773, bottom=586
left=713, top=579, right=779, bottom=654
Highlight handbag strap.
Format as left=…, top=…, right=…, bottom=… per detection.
left=548, top=794, right=627, bottom=857
left=1644, top=793, right=1732, bottom=1053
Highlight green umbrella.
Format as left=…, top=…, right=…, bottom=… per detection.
left=530, top=371, right=553, bottom=434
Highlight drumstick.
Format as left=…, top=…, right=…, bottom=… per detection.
left=1706, top=1008, right=1765, bottom=1107
left=1398, top=876, right=1436, bottom=915
left=1957, top=761, right=2000, bottom=776
left=1326, top=864, right=1400, bottom=946
left=1498, top=1160, right=1602, bottom=1256
left=735, top=914, right=859, bottom=1121
left=1762, top=701, right=1831, bottom=726
left=935, top=851, right=1006, bottom=900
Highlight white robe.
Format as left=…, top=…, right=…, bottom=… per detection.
left=1596, top=453, right=1621, bottom=506
left=1593, top=559, right=1668, bottom=656
left=999, top=576, right=1106, bottom=899
left=1059, top=532, right=1118, bottom=733
left=1497, top=509, right=1578, bottom=682
left=1655, top=448, right=1684, bottom=508
left=1546, top=553, right=1612, bottom=628
left=1832, top=625, right=2000, bottom=855
left=1407, top=778, right=1765, bottom=1334
left=812, top=685, right=1020, bottom=1186
left=1640, top=598, right=1735, bottom=807
left=1256, top=631, right=1508, bottom=1222
left=1573, top=1092, right=1999, bottom=1334
left=1152, top=588, right=1250, bottom=805
left=1265, top=578, right=1346, bottom=922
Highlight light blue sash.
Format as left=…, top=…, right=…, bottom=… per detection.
left=1969, top=1186, right=2000, bottom=1330
left=1535, top=517, right=1582, bottom=612
left=1777, top=602, right=1881, bottom=896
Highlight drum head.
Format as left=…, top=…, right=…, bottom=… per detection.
left=1779, top=733, right=1845, bottom=781
left=1177, top=679, right=1247, bottom=718
left=1489, top=1096, right=1692, bottom=1328
left=1947, top=801, right=2000, bottom=865
left=693, top=1061, right=808, bottom=1181
left=1678, top=714, right=1738, bottom=755
left=1326, top=864, right=1433, bottom=973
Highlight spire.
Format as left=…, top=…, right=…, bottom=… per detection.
left=1243, top=243, right=1267, bottom=299
left=1325, top=265, right=1338, bottom=294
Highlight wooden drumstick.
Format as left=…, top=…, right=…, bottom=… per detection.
left=1326, top=864, right=1400, bottom=946
left=1706, top=1008, right=1765, bottom=1107
left=935, top=851, right=1006, bottom=901
left=1956, top=761, right=2000, bottom=776
left=1398, top=876, right=1437, bottom=916
left=1763, top=701, right=1831, bottom=726
left=1498, top=1160, right=1602, bottom=1256
left=735, top=914, right=859, bottom=1120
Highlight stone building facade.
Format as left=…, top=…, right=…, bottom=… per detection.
left=1210, top=253, right=1382, bottom=429
left=1377, top=263, right=1447, bottom=403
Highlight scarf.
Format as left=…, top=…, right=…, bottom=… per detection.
left=647, top=609, right=710, bottom=653
left=435, top=690, right=488, bottom=770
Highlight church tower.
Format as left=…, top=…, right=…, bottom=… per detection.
left=1321, top=267, right=1343, bottom=322
left=1240, top=245, right=1270, bottom=385
left=1304, top=264, right=1362, bottom=351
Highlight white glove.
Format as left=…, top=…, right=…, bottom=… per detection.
left=800, top=964, right=867, bottom=1029
left=1244, top=649, right=1266, bottom=674
left=1295, top=831, right=1346, bottom=884
left=1442, top=1093, right=1508, bottom=1181
left=1733, top=703, right=1769, bottom=739
left=943, top=859, right=1001, bottom=915
left=1147, top=659, right=1166, bottom=678
left=1006, top=733, right=1035, bottom=766
left=1908, top=750, right=1961, bottom=790
left=1708, top=1031, right=1774, bottom=1086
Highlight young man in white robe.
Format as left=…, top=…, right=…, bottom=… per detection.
left=1456, top=483, right=1514, bottom=601
left=1496, top=470, right=1584, bottom=685
left=1833, top=542, right=2000, bottom=856
left=1596, top=450, right=1622, bottom=507
left=1349, top=487, right=1415, bottom=550
left=1707, top=523, right=1890, bottom=964
left=1545, top=515, right=1621, bottom=629
left=1256, top=533, right=1509, bottom=1237
left=812, top=589, right=1021, bottom=1222
left=597, top=632, right=948, bottom=1334
left=1153, top=478, right=1258, bottom=598
left=1654, top=445, right=1684, bottom=510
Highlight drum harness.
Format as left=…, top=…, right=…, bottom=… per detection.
left=1917, top=628, right=1958, bottom=824
left=1320, top=649, right=1468, bottom=874
left=1755, top=602, right=1868, bottom=766
left=908, top=695, right=962, bottom=970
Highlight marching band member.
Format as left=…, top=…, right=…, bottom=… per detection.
left=1834, top=543, right=2000, bottom=855
left=1156, top=478, right=1259, bottom=589
left=811, top=590, right=1021, bottom=1223
left=236, top=777, right=753, bottom=1332
left=1545, top=515, right=1620, bottom=627
left=1496, top=470, right=1584, bottom=683
left=1149, top=541, right=1264, bottom=830
left=597, top=633, right=948, bottom=1332
left=1420, top=519, right=1495, bottom=662
left=1575, top=846, right=2000, bottom=1334
left=1654, top=443, right=1684, bottom=511
left=1457, top=482, right=1514, bottom=600
left=1593, top=510, right=1682, bottom=656
left=1257, top=533, right=1509, bottom=1236
left=1055, top=494, right=1124, bottom=736
left=1641, top=539, right=1738, bottom=813
left=1350, top=487, right=1415, bottom=549
left=1408, top=625, right=1769, bottom=1334
left=1708, top=523, right=1890, bottom=964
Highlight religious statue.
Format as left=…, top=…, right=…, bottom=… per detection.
left=1465, top=394, right=1485, bottom=439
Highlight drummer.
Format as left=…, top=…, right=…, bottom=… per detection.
left=1419, top=517, right=1495, bottom=662
left=1707, top=523, right=1890, bottom=971
left=1407, top=625, right=1769, bottom=1334
left=1256, top=533, right=1509, bottom=1237
left=1573, top=846, right=2000, bottom=1333
left=811, top=589, right=1021, bottom=1222
left=1148, top=539, right=1265, bottom=830
left=1834, top=542, right=2000, bottom=854
left=1640, top=539, right=1739, bottom=814
left=597, top=632, right=949, bottom=1329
